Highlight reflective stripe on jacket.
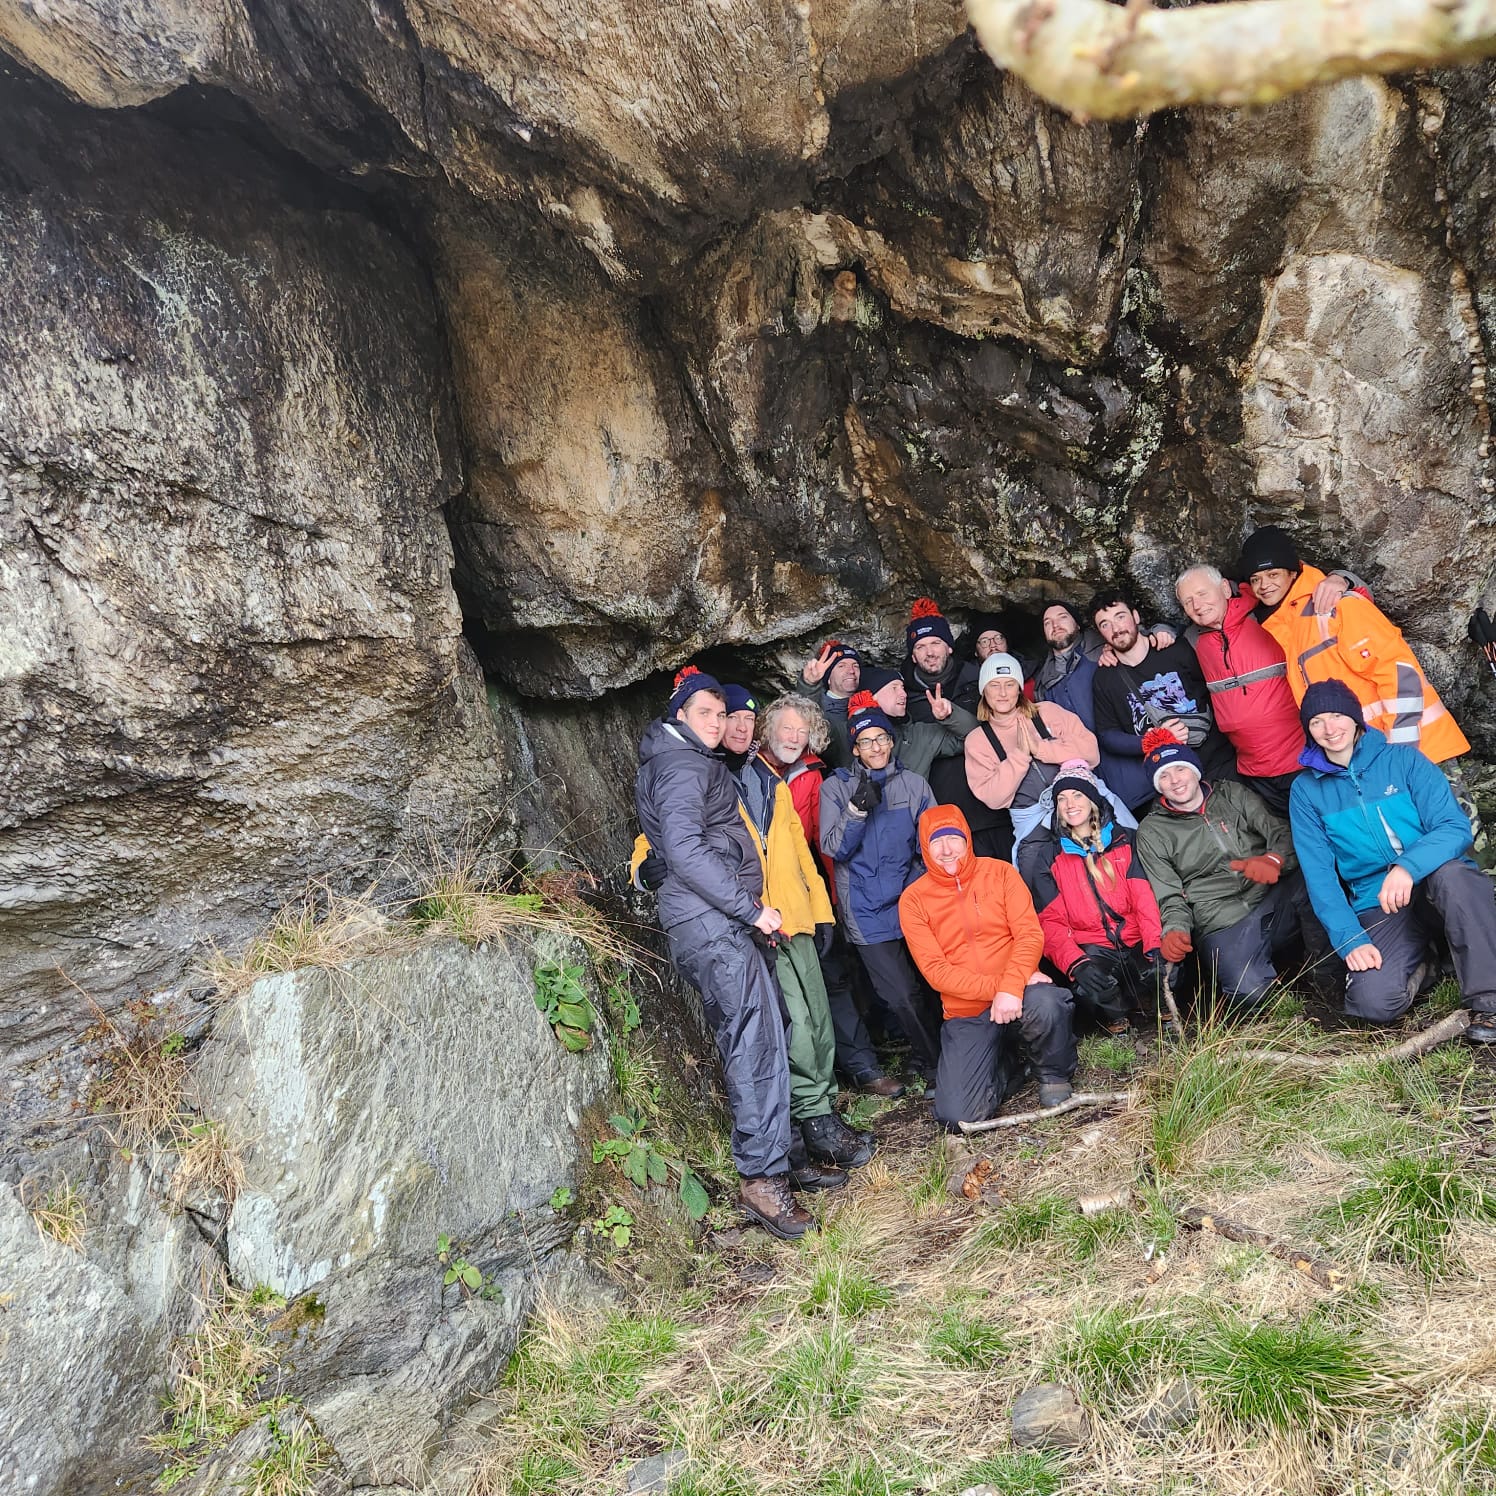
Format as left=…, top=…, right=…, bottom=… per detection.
left=1187, top=593, right=1303, bottom=778
left=1257, top=565, right=1469, bottom=763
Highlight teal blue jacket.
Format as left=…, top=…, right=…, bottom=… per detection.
left=1289, top=728, right=1473, bottom=955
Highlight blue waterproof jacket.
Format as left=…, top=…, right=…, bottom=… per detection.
left=1289, top=726, right=1474, bottom=956
left=819, top=764, right=935, bottom=945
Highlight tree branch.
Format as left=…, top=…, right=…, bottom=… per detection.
left=965, top=0, right=1496, bottom=121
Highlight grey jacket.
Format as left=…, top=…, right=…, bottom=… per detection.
left=635, top=718, right=762, bottom=930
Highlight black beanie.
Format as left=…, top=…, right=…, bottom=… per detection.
left=1239, top=525, right=1301, bottom=577
left=1300, top=678, right=1365, bottom=735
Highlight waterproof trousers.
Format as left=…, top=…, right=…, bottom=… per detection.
left=818, top=926, right=885, bottom=1083
left=854, top=938, right=943, bottom=1079
left=933, top=984, right=1078, bottom=1128
left=1344, top=860, right=1496, bottom=1023
left=775, top=932, right=839, bottom=1121
left=1075, top=943, right=1163, bottom=1029
left=666, top=909, right=793, bottom=1178
left=1197, top=876, right=1301, bottom=1007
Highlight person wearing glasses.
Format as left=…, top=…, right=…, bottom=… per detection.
left=820, top=691, right=942, bottom=1082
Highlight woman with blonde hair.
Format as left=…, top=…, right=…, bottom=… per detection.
left=965, top=653, right=1100, bottom=856
left=1017, top=762, right=1167, bottom=1035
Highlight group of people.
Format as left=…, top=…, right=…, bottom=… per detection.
left=632, top=525, right=1496, bottom=1241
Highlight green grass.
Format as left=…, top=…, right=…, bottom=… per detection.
left=755, top=1326, right=865, bottom=1427
left=1045, top=1305, right=1185, bottom=1409
left=1191, top=1310, right=1389, bottom=1433
left=939, top=1451, right=1063, bottom=1495
left=1325, top=1154, right=1496, bottom=1280
left=963, top=1192, right=1136, bottom=1264
left=1440, top=1406, right=1496, bottom=1485
left=510, top=1451, right=579, bottom=1494
left=505, top=1313, right=681, bottom=1433
left=902, top=1138, right=954, bottom=1209
left=800, top=1262, right=896, bottom=1319
left=666, top=1464, right=759, bottom=1496
left=925, top=1308, right=1011, bottom=1370
left=1078, top=1033, right=1136, bottom=1075
left=1145, top=1036, right=1309, bottom=1174
left=815, top=1458, right=919, bottom=1495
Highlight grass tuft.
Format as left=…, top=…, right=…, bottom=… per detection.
left=800, top=1262, right=895, bottom=1319
left=1325, top=1153, right=1496, bottom=1280
left=925, top=1307, right=1011, bottom=1370
left=940, top=1451, right=1062, bottom=1495
left=1078, top=1033, right=1136, bottom=1076
left=26, top=1178, right=85, bottom=1249
left=1046, top=1305, right=1184, bottom=1408
left=756, top=1326, right=864, bottom=1427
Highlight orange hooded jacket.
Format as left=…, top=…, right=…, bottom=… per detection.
left=898, top=804, right=1045, bottom=1020
left=1256, top=564, right=1469, bottom=764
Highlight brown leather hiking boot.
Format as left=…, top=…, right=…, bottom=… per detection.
left=860, top=1075, right=905, bottom=1100
left=739, top=1174, right=814, bottom=1240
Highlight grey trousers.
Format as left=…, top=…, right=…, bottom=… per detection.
left=1345, top=860, right=1496, bottom=1023
left=667, top=910, right=793, bottom=1177
left=854, top=938, right=943, bottom=1078
left=1198, top=877, right=1301, bottom=1007
left=933, top=985, right=1078, bottom=1128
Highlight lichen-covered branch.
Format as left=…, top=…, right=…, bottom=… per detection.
left=965, top=0, right=1496, bottom=120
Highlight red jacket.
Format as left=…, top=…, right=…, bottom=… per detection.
left=1025, top=830, right=1163, bottom=975
left=1187, top=593, right=1303, bottom=778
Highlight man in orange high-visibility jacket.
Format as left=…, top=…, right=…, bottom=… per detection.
left=1240, top=526, right=1469, bottom=766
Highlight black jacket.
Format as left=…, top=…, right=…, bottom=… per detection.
left=902, top=654, right=982, bottom=721
left=635, top=718, right=763, bottom=930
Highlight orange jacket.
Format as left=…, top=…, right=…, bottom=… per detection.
left=1256, top=565, right=1468, bottom=764
left=898, top=805, right=1045, bottom=1020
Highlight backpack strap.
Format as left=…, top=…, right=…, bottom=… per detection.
left=980, top=722, right=1007, bottom=762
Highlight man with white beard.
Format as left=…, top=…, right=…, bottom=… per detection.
left=754, top=694, right=905, bottom=1099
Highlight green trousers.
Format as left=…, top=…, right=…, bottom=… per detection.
left=775, top=932, right=838, bottom=1121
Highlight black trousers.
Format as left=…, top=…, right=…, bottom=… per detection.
left=818, top=926, right=885, bottom=1082
left=853, top=938, right=943, bottom=1077
left=1075, top=943, right=1162, bottom=1028
left=667, top=910, right=793, bottom=1178
left=933, top=984, right=1078, bottom=1127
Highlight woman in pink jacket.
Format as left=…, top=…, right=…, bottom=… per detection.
left=965, top=653, right=1100, bottom=852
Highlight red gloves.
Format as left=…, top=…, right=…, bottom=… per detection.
left=1230, top=854, right=1283, bottom=886
left=1160, top=930, right=1193, bottom=963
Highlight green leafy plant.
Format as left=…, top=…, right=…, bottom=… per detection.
left=595, top=1205, right=635, bottom=1248
left=534, top=959, right=597, bottom=1052
left=435, top=1233, right=503, bottom=1301
left=593, top=1112, right=711, bottom=1221
left=549, top=1186, right=575, bottom=1211
left=606, top=973, right=642, bottom=1034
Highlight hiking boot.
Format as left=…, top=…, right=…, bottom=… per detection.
left=1466, top=1011, right=1496, bottom=1045
left=1101, top=1016, right=1131, bottom=1037
left=802, top=1112, right=875, bottom=1169
left=859, top=1075, right=906, bottom=1100
left=739, top=1175, right=814, bottom=1240
left=1037, top=1081, right=1073, bottom=1109
left=788, top=1159, right=848, bottom=1192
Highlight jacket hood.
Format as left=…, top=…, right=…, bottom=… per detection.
left=638, top=716, right=717, bottom=766
left=1300, top=724, right=1386, bottom=776
left=918, top=804, right=975, bottom=882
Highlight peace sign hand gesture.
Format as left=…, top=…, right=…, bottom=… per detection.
left=926, top=683, right=952, bottom=721
left=802, top=643, right=834, bottom=685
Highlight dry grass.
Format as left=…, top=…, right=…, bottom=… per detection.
left=456, top=1016, right=1496, bottom=1496
left=26, top=1177, right=85, bottom=1249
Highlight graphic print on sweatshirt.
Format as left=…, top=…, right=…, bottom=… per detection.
left=1125, top=671, right=1200, bottom=734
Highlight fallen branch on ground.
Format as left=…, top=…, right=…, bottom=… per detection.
left=965, top=0, right=1496, bottom=122
left=1239, top=1009, right=1472, bottom=1073
left=1178, top=1205, right=1348, bottom=1290
left=957, top=1090, right=1133, bottom=1134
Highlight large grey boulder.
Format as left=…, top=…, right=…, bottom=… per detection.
left=194, top=938, right=612, bottom=1486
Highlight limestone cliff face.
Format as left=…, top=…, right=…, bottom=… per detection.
left=3, top=10, right=1496, bottom=1492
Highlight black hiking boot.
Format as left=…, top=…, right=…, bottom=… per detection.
left=802, top=1112, right=875, bottom=1169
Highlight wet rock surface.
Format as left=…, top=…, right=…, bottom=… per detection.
left=3, top=10, right=1496, bottom=1494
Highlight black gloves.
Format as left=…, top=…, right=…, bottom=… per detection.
left=638, top=852, right=667, bottom=892
left=1068, top=958, right=1117, bottom=1005
left=850, top=772, right=883, bottom=815
left=815, top=923, right=836, bottom=958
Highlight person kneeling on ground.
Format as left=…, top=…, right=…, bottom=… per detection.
left=1134, top=728, right=1314, bottom=1009
left=900, top=806, right=1078, bottom=1124
left=1017, top=762, right=1168, bottom=1036
left=635, top=667, right=811, bottom=1239
left=1290, top=679, right=1496, bottom=1041
left=821, top=692, right=942, bottom=1083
